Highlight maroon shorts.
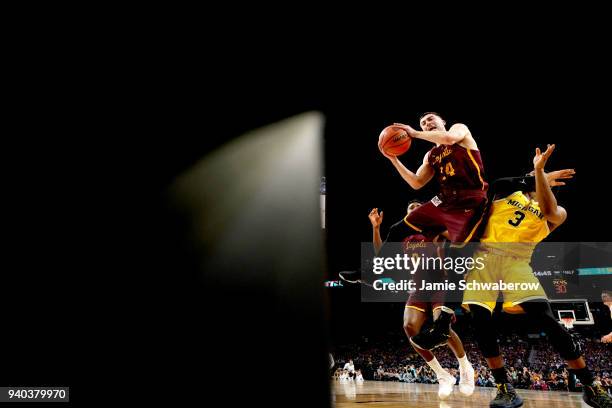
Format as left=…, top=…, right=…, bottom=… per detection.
left=404, top=190, right=487, bottom=243
left=405, top=268, right=445, bottom=313
left=406, top=292, right=445, bottom=313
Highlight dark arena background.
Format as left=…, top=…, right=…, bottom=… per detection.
left=9, top=56, right=612, bottom=406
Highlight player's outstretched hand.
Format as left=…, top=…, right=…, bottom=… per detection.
left=392, top=123, right=417, bottom=138
left=546, top=168, right=575, bottom=186
left=533, top=144, right=556, bottom=170
left=378, top=138, right=398, bottom=161
left=527, top=168, right=575, bottom=186
left=369, top=208, right=383, bottom=228
left=602, top=333, right=612, bottom=343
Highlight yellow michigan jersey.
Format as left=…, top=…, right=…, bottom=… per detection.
left=463, top=191, right=551, bottom=313
left=480, top=191, right=550, bottom=258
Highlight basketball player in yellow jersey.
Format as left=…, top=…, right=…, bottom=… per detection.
left=462, top=144, right=612, bottom=408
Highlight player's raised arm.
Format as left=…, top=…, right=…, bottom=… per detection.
left=533, top=144, right=567, bottom=227
left=490, top=169, right=576, bottom=200
left=378, top=146, right=434, bottom=190
left=369, top=208, right=384, bottom=255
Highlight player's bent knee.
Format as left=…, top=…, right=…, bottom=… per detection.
left=403, top=321, right=419, bottom=338
left=469, top=304, right=493, bottom=325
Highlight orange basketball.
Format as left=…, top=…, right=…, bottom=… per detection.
left=379, top=126, right=411, bottom=156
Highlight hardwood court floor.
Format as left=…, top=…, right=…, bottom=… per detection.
left=332, top=380, right=586, bottom=407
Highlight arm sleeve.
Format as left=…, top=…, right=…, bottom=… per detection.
left=489, top=176, right=535, bottom=199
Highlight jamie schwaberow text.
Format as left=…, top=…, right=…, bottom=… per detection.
left=372, top=279, right=541, bottom=292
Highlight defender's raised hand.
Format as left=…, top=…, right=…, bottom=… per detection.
left=533, top=144, right=556, bottom=170
left=368, top=208, right=383, bottom=229
left=546, top=169, right=575, bottom=187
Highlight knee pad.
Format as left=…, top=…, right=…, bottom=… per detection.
left=470, top=305, right=500, bottom=358
left=521, top=301, right=582, bottom=360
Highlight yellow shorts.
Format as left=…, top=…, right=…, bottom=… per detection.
left=462, top=248, right=548, bottom=314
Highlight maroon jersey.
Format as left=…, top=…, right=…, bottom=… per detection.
left=401, top=234, right=443, bottom=279
left=402, top=234, right=446, bottom=309
left=428, top=144, right=488, bottom=193
left=402, top=234, right=434, bottom=256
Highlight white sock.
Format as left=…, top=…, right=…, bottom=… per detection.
left=457, top=355, right=471, bottom=372
left=427, top=357, right=450, bottom=379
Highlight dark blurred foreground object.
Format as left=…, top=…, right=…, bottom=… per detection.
left=167, top=113, right=330, bottom=406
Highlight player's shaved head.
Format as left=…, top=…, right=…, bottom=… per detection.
left=419, top=112, right=443, bottom=121
left=407, top=200, right=422, bottom=214
left=419, top=112, right=446, bottom=132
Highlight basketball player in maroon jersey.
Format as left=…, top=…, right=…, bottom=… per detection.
left=378, top=112, right=488, bottom=349
left=369, top=202, right=475, bottom=399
